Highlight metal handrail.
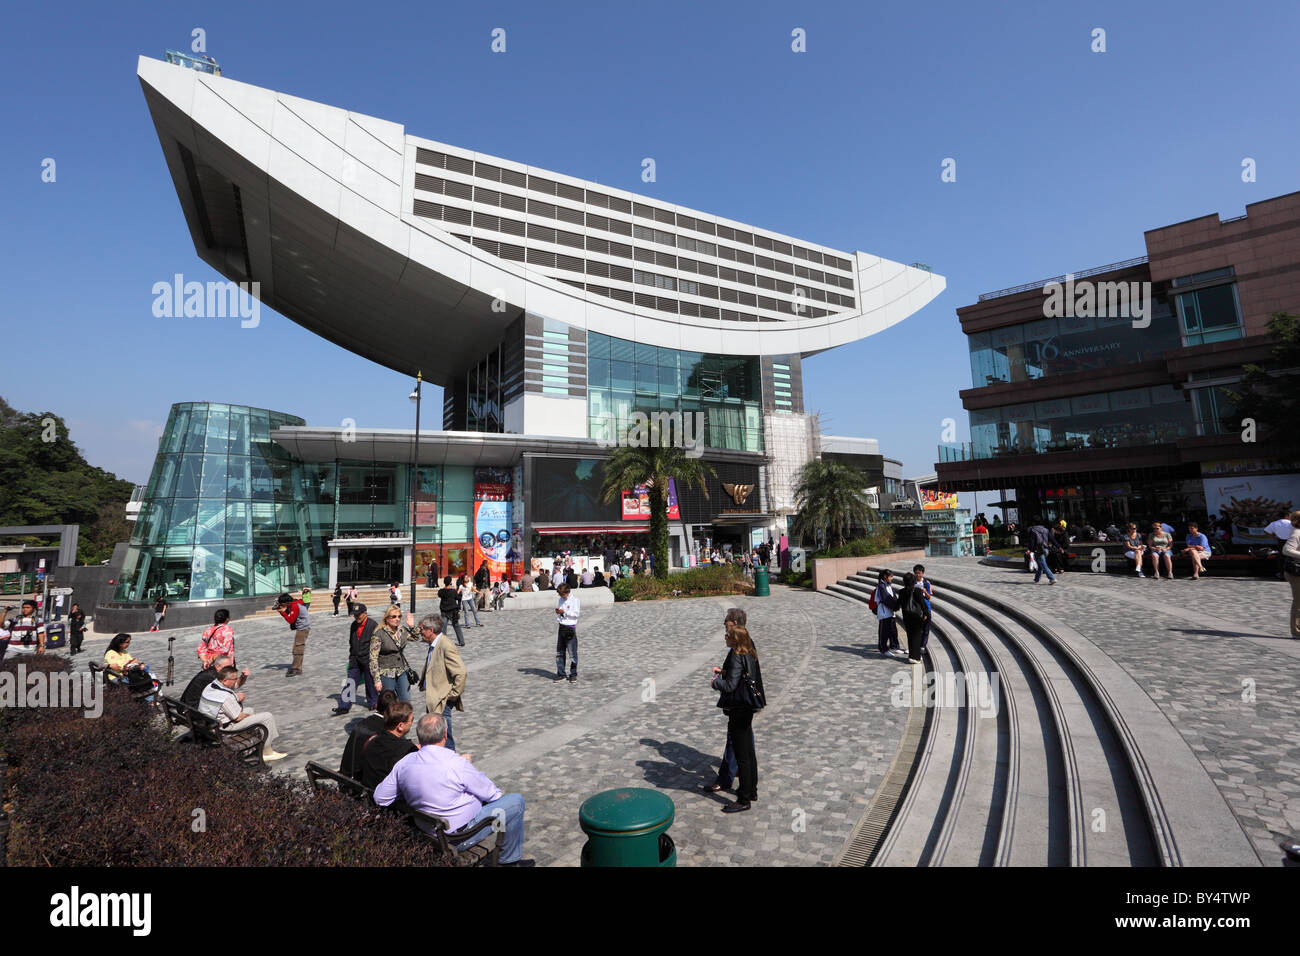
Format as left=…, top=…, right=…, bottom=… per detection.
left=978, top=256, right=1149, bottom=302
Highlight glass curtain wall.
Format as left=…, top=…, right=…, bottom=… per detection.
left=587, top=331, right=763, bottom=452
left=116, top=403, right=324, bottom=603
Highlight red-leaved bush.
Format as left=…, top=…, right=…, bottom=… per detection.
left=0, top=657, right=460, bottom=866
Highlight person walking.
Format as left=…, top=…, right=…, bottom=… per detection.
left=710, top=624, right=764, bottom=813
left=275, top=591, right=311, bottom=677
left=899, top=572, right=930, bottom=664
left=334, top=603, right=379, bottom=715
left=345, top=584, right=358, bottom=617
left=474, top=561, right=491, bottom=612
left=67, top=602, right=86, bottom=655
left=1146, top=522, right=1174, bottom=580
left=1028, top=520, right=1057, bottom=585
left=1282, top=509, right=1300, bottom=640
left=554, top=583, right=580, bottom=682
left=389, top=582, right=402, bottom=610
left=369, top=607, right=419, bottom=703
left=417, top=612, right=468, bottom=752
left=151, top=595, right=168, bottom=632
left=332, top=585, right=342, bottom=616
left=437, top=576, right=466, bottom=647
left=1050, top=520, right=1070, bottom=574
left=459, top=577, right=483, bottom=627
left=874, top=569, right=902, bottom=655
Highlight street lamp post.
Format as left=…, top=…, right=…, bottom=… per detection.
left=409, top=372, right=422, bottom=620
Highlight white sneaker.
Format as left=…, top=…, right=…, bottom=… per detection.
left=263, top=750, right=289, bottom=762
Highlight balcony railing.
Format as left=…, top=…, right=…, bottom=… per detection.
left=978, top=256, right=1149, bottom=302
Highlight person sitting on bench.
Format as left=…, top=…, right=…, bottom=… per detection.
left=181, top=655, right=249, bottom=709
left=359, top=701, right=418, bottom=789
left=198, top=665, right=289, bottom=762
left=373, top=713, right=531, bottom=866
left=340, top=689, right=399, bottom=780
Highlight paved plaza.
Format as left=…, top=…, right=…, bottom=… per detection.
left=61, top=561, right=1300, bottom=866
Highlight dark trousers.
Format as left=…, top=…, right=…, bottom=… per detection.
left=442, top=613, right=465, bottom=646
left=716, top=730, right=739, bottom=788
left=556, top=624, right=577, bottom=677
left=727, top=709, right=758, bottom=802
left=70, top=628, right=84, bottom=653
left=903, top=616, right=926, bottom=660
left=920, top=615, right=931, bottom=650
left=877, top=617, right=900, bottom=653
left=344, top=659, right=378, bottom=710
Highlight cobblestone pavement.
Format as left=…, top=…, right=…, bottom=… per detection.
left=69, top=589, right=906, bottom=866
left=902, top=557, right=1300, bottom=866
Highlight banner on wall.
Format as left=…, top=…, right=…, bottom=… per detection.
left=473, top=467, right=523, bottom=577
left=920, top=489, right=959, bottom=511
left=411, top=467, right=438, bottom=525
left=1203, top=473, right=1300, bottom=545
left=622, top=479, right=680, bottom=520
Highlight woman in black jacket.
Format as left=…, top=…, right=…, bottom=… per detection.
left=710, top=625, right=765, bottom=813
left=899, top=572, right=929, bottom=665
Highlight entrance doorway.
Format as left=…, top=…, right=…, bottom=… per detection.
left=336, top=547, right=403, bottom=585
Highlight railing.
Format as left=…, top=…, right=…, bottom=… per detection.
left=164, top=50, right=221, bottom=75
left=938, top=425, right=1195, bottom=463
left=978, top=256, right=1149, bottom=302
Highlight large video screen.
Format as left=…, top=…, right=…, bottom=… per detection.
left=530, top=458, right=623, bottom=523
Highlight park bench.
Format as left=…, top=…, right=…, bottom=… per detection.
left=159, top=694, right=268, bottom=769
left=304, top=760, right=499, bottom=866
left=87, top=661, right=158, bottom=703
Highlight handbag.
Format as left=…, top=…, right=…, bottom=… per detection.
left=737, top=655, right=765, bottom=711
left=1285, top=557, right=1300, bottom=576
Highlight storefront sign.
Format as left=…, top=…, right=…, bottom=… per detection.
left=920, top=490, right=959, bottom=510
left=621, top=479, right=680, bottom=520
left=473, top=467, right=522, bottom=576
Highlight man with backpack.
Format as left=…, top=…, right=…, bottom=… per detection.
left=275, top=591, right=312, bottom=677
left=872, top=569, right=902, bottom=656
left=334, top=603, right=379, bottom=715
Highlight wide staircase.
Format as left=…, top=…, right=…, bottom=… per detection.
left=824, top=566, right=1259, bottom=867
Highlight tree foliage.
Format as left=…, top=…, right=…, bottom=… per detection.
left=1224, top=312, right=1300, bottom=458
left=599, top=432, right=715, bottom=580
left=0, top=397, right=135, bottom=564
left=790, top=459, right=879, bottom=549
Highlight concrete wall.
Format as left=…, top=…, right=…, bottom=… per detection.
left=811, top=549, right=927, bottom=590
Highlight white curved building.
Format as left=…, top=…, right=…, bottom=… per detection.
left=138, top=54, right=943, bottom=439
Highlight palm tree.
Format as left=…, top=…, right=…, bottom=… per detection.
left=600, top=434, right=715, bottom=580
left=790, top=459, right=878, bottom=550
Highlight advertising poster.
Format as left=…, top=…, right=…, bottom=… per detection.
left=621, top=478, right=679, bottom=519
left=1203, top=474, right=1300, bottom=545
left=920, top=489, right=959, bottom=511
left=473, top=467, right=522, bottom=577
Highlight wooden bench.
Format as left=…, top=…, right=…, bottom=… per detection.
left=88, top=661, right=157, bottom=703
left=160, top=695, right=268, bottom=769
left=305, top=760, right=500, bottom=865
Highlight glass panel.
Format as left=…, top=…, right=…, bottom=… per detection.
left=610, top=361, right=635, bottom=391
left=189, top=546, right=224, bottom=601
left=587, top=357, right=610, bottom=388
left=195, top=500, right=226, bottom=545
left=177, top=455, right=204, bottom=499
left=201, top=454, right=229, bottom=499
left=250, top=458, right=273, bottom=500
left=250, top=409, right=271, bottom=443
left=167, top=499, right=198, bottom=545
left=164, top=407, right=190, bottom=454
left=610, top=337, right=636, bottom=363
left=223, top=547, right=251, bottom=598
left=587, top=332, right=610, bottom=359
left=152, top=454, right=181, bottom=499
left=184, top=407, right=208, bottom=452
left=226, top=456, right=251, bottom=498
left=204, top=405, right=230, bottom=454
left=227, top=407, right=250, bottom=456
left=225, top=501, right=252, bottom=544
left=636, top=363, right=659, bottom=392
left=658, top=365, right=678, bottom=393
left=251, top=546, right=281, bottom=595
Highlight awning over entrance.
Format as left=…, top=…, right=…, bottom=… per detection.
left=534, top=525, right=649, bottom=535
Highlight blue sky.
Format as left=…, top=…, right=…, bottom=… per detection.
left=3, top=0, right=1298, bottom=506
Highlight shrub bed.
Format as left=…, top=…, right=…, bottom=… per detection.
left=612, top=565, right=750, bottom=601
left=0, top=657, right=459, bottom=867
left=814, top=529, right=895, bottom=559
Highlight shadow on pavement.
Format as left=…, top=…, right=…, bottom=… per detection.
left=637, top=737, right=723, bottom=795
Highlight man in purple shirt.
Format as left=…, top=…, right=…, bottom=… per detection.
left=374, top=713, right=530, bottom=865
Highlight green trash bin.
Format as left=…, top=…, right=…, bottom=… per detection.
left=753, top=565, right=770, bottom=596
left=579, top=788, right=676, bottom=867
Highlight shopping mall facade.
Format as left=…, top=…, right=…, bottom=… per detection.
left=117, top=56, right=945, bottom=622
left=935, top=191, right=1300, bottom=541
